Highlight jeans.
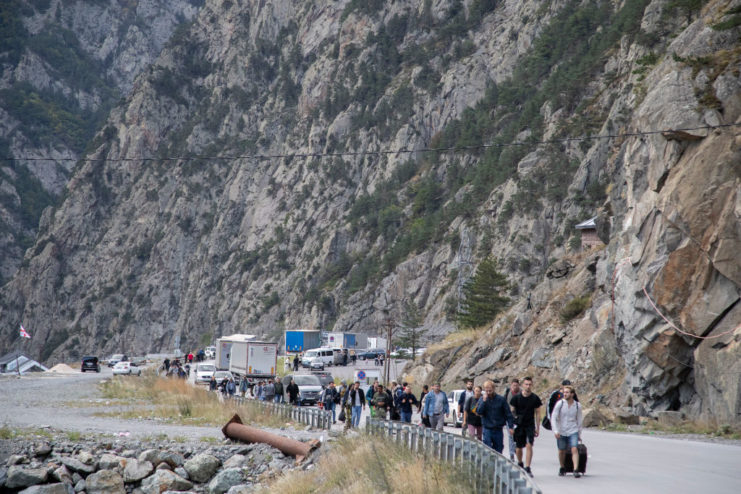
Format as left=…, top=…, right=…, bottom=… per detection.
left=274, top=395, right=283, bottom=404
left=401, top=411, right=412, bottom=423
left=506, top=425, right=516, bottom=457
left=326, top=402, right=336, bottom=422
left=429, top=413, right=445, bottom=431
left=483, top=427, right=504, bottom=453
left=352, top=405, right=362, bottom=427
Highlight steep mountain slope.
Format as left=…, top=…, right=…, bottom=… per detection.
left=0, top=0, right=201, bottom=282
left=0, top=0, right=739, bottom=423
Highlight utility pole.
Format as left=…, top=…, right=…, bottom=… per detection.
left=383, top=315, right=396, bottom=387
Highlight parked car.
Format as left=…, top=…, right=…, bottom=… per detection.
left=194, top=363, right=217, bottom=384
left=310, top=360, right=325, bottom=370
left=107, top=354, right=128, bottom=367
left=213, top=370, right=234, bottom=385
left=112, top=361, right=141, bottom=376
left=282, top=374, right=322, bottom=406
left=357, top=349, right=384, bottom=360
left=312, top=372, right=334, bottom=388
left=80, top=356, right=100, bottom=373
left=445, top=389, right=466, bottom=427
left=205, top=346, right=216, bottom=359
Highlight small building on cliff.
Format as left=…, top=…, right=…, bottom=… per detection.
left=575, top=217, right=604, bottom=250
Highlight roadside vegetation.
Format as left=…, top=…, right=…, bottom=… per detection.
left=261, top=435, right=475, bottom=494
left=604, top=421, right=741, bottom=440
left=97, top=374, right=286, bottom=428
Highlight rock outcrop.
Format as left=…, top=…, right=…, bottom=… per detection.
left=0, top=0, right=739, bottom=425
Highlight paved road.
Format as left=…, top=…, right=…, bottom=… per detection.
left=4, top=368, right=741, bottom=493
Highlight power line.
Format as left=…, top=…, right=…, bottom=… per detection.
left=0, top=124, right=737, bottom=163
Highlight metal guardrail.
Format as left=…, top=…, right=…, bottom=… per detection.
left=366, top=418, right=542, bottom=494
left=228, top=396, right=333, bottom=430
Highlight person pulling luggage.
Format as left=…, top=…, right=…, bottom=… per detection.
left=552, top=385, right=584, bottom=478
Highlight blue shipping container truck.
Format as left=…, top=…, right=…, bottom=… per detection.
left=285, top=330, right=322, bottom=353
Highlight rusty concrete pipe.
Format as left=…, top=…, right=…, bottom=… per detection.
left=222, top=414, right=320, bottom=464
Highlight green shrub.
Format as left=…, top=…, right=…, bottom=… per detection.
left=560, top=295, right=591, bottom=322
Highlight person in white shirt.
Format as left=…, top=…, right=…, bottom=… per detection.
left=551, top=385, right=583, bottom=478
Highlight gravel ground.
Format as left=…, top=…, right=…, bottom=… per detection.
left=0, top=369, right=329, bottom=444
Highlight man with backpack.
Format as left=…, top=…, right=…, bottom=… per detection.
left=321, top=382, right=338, bottom=423
left=552, top=385, right=583, bottom=478
left=509, top=377, right=542, bottom=477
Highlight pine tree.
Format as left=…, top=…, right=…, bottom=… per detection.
left=395, top=300, right=427, bottom=359
left=456, top=257, right=510, bottom=328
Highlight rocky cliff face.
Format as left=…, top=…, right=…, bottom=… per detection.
left=0, top=0, right=201, bottom=282
left=0, top=0, right=739, bottom=424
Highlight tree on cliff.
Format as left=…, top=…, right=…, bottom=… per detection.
left=395, top=300, right=427, bottom=360
left=456, top=257, right=510, bottom=328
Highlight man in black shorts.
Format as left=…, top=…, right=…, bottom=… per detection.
left=509, top=376, right=542, bottom=477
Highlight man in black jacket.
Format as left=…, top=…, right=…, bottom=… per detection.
left=345, top=381, right=366, bottom=428
left=397, top=386, right=418, bottom=423
left=322, top=382, right=339, bottom=423
left=286, top=377, right=300, bottom=405
left=273, top=377, right=284, bottom=403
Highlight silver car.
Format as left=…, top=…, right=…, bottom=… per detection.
left=194, top=363, right=216, bottom=384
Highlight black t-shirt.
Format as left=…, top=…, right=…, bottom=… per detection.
left=510, top=392, right=542, bottom=428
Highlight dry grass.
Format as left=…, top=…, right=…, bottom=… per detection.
left=426, top=327, right=487, bottom=354
left=97, top=375, right=287, bottom=428
left=260, top=435, right=475, bottom=494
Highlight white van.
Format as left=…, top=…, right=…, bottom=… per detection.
left=301, top=347, right=335, bottom=368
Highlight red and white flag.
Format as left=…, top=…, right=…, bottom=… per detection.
left=19, top=324, right=31, bottom=339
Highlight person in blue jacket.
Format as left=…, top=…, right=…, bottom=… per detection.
left=422, top=383, right=449, bottom=431
left=474, top=380, right=514, bottom=454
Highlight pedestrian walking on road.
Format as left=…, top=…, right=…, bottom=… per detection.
left=226, top=378, right=236, bottom=396
left=239, top=377, right=248, bottom=397
left=398, top=386, right=418, bottom=423
left=263, top=379, right=276, bottom=402
left=474, top=380, right=514, bottom=454
left=286, top=378, right=300, bottom=405
left=458, top=380, right=475, bottom=435
left=209, top=375, right=217, bottom=391
left=293, top=354, right=299, bottom=371
left=463, top=385, right=483, bottom=440
left=321, top=382, right=338, bottom=423
left=367, top=382, right=378, bottom=418
left=504, top=378, right=521, bottom=460
left=419, top=385, right=431, bottom=427
left=348, top=381, right=365, bottom=428
left=422, top=383, right=449, bottom=431
left=552, top=385, right=583, bottom=478
left=547, top=380, right=577, bottom=422
left=163, top=358, right=171, bottom=372
left=510, top=377, right=542, bottom=477
left=273, top=377, right=284, bottom=403
left=372, top=384, right=391, bottom=419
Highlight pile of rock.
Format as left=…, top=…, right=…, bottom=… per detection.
left=0, top=434, right=318, bottom=494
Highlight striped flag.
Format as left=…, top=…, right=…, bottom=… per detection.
left=19, top=324, right=31, bottom=339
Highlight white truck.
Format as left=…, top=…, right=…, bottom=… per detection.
left=228, top=341, right=278, bottom=384
left=216, top=334, right=256, bottom=370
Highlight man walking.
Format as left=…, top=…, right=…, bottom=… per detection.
left=552, top=385, right=583, bottom=478
left=286, top=377, right=299, bottom=406
left=321, top=382, right=338, bottom=423
left=458, top=380, right=475, bottom=435
left=510, top=377, right=542, bottom=477
left=474, top=380, right=514, bottom=453
left=346, top=381, right=365, bottom=428
left=293, top=354, right=299, bottom=371
left=504, top=378, right=521, bottom=460
left=372, top=384, right=391, bottom=419
left=263, top=379, right=276, bottom=403
left=273, top=377, right=284, bottom=403
left=422, top=383, right=449, bottom=431
left=397, top=386, right=418, bottom=423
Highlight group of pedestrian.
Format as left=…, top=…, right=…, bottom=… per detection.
left=209, top=374, right=236, bottom=396
left=161, top=358, right=190, bottom=379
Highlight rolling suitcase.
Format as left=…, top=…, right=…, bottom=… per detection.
left=563, top=442, right=588, bottom=474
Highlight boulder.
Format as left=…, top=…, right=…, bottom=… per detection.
left=157, top=462, right=173, bottom=471
left=582, top=407, right=610, bottom=427
left=614, top=410, right=640, bottom=425
left=183, top=454, right=221, bottom=483
left=222, top=455, right=247, bottom=469
left=77, top=452, right=95, bottom=466
left=18, top=483, right=72, bottom=494
left=51, top=465, right=73, bottom=484
left=123, top=459, right=154, bottom=483
left=656, top=410, right=686, bottom=427
left=60, top=457, right=95, bottom=474
left=85, top=470, right=125, bottom=494
left=33, top=442, right=52, bottom=457
left=7, top=455, right=28, bottom=466
left=74, top=479, right=85, bottom=492
left=226, top=486, right=252, bottom=494
left=5, top=466, right=48, bottom=489
left=158, top=451, right=184, bottom=468
left=98, top=454, right=126, bottom=470
left=138, top=450, right=160, bottom=465
left=139, top=470, right=193, bottom=494
left=208, top=468, right=245, bottom=494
